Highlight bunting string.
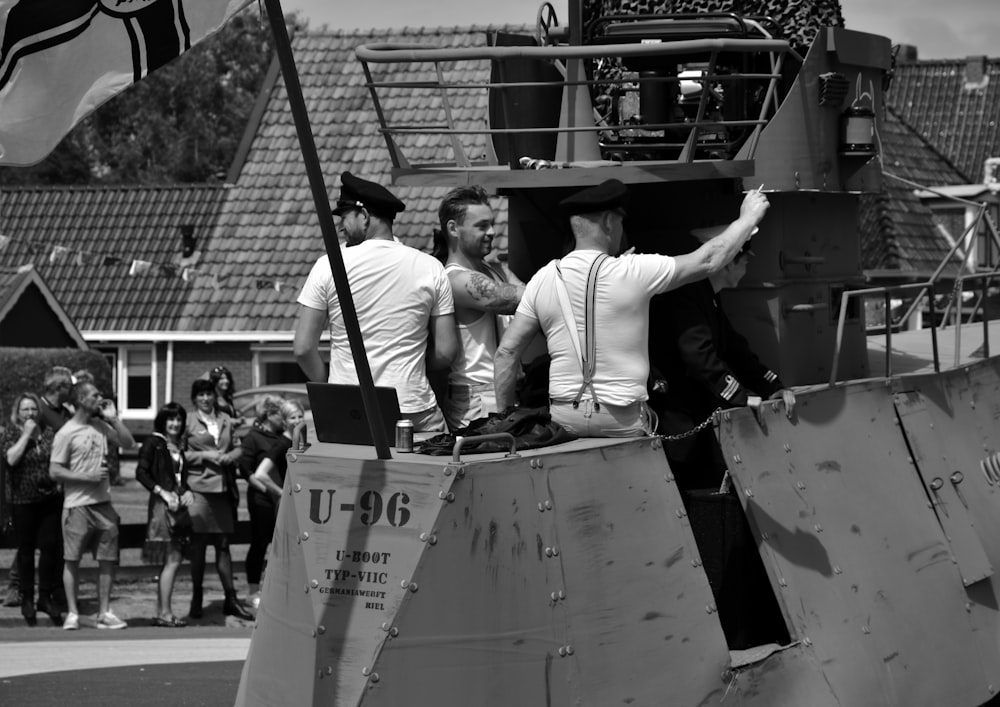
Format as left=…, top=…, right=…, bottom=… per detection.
left=0, top=231, right=297, bottom=294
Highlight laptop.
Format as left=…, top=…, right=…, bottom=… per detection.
left=306, top=382, right=402, bottom=445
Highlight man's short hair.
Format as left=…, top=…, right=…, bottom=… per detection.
left=438, top=185, right=490, bottom=234
left=43, top=367, right=74, bottom=394
left=68, top=381, right=97, bottom=408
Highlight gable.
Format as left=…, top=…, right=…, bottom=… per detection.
left=0, top=266, right=86, bottom=348
left=178, top=25, right=528, bottom=334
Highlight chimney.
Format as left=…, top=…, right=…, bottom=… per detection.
left=964, top=56, right=989, bottom=91
left=985, top=157, right=1000, bottom=190
left=895, top=44, right=918, bottom=63
left=180, top=224, right=197, bottom=258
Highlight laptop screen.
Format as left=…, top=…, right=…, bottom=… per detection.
left=306, top=382, right=402, bottom=445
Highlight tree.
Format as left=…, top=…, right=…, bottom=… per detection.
left=0, top=8, right=304, bottom=186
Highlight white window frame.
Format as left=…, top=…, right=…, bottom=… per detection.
left=250, top=344, right=308, bottom=387
left=113, top=344, right=158, bottom=420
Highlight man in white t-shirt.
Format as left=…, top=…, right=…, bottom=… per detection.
left=294, top=172, right=458, bottom=432
left=49, top=381, right=136, bottom=630
left=494, top=179, right=770, bottom=438
left=439, top=185, right=525, bottom=431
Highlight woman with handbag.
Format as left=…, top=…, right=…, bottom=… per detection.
left=136, top=402, right=193, bottom=627
left=184, top=379, right=252, bottom=621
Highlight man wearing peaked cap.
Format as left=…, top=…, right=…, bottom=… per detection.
left=649, top=223, right=794, bottom=490
left=295, top=172, right=458, bottom=432
left=494, top=178, right=770, bottom=438
left=558, top=178, right=629, bottom=216
left=331, top=171, right=406, bottom=247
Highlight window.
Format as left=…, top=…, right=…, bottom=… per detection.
left=97, top=345, right=157, bottom=417
left=124, top=348, right=153, bottom=411
left=251, top=345, right=326, bottom=386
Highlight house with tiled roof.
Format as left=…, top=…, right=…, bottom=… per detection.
left=1, top=24, right=998, bottom=430
left=0, top=25, right=520, bottom=430
left=0, top=184, right=229, bottom=430
left=0, top=264, right=86, bottom=348
left=867, top=53, right=1000, bottom=282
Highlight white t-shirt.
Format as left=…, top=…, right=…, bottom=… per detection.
left=517, top=249, right=677, bottom=406
left=51, top=418, right=111, bottom=509
left=298, top=239, right=455, bottom=413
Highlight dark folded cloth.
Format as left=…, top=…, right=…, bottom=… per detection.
left=416, top=406, right=576, bottom=456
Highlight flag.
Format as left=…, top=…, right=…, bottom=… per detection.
left=0, top=0, right=252, bottom=166
left=129, top=258, right=153, bottom=276
left=49, top=245, right=70, bottom=264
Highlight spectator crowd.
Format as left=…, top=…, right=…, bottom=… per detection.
left=0, top=364, right=304, bottom=629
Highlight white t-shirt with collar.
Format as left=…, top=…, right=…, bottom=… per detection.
left=298, top=239, right=455, bottom=413
left=516, top=249, right=677, bottom=406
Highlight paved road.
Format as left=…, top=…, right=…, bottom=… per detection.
left=0, top=462, right=261, bottom=706
left=0, top=625, right=251, bottom=705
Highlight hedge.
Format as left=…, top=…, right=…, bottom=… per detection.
left=0, top=347, right=113, bottom=426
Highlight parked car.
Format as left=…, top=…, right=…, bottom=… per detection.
left=231, top=383, right=314, bottom=446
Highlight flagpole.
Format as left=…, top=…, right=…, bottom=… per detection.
left=261, top=0, right=392, bottom=459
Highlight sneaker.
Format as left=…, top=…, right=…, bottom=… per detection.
left=62, top=612, right=79, bottom=631
left=97, top=611, right=127, bottom=630
left=248, top=592, right=261, bottom=609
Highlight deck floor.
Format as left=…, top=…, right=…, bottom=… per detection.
left=865, top=319, right=1000, bottom=376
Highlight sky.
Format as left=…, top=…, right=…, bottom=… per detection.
left=283, top=0, right=996, bottom=60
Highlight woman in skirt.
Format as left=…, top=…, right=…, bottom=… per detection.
left=184, top=379, right=252, bottom=620
left=136, top=402, right=192, bottom=627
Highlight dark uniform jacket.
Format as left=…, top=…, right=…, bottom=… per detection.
left=650, top=278, right=784, bottom=432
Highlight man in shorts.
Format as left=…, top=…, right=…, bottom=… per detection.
left=49, top=381, right=135, bottom=630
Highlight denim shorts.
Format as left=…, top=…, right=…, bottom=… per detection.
left=63, top=502, right=120, bottom=562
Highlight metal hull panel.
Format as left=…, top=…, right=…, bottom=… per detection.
left=720, top=365, right=1000, bottom=707
left=238, top=360, right=1000, bottom=706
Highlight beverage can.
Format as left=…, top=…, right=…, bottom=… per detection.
left=395, top=419, right=414, bottom=452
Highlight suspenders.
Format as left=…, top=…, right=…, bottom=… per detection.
left=553, top=253, right=609, bottom=410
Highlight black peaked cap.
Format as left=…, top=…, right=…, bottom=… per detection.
left=332, top=171, right=405, bottom=217
left=559, top=179, right=629, bottom=216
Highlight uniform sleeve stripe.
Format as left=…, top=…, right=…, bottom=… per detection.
left=721, top=377, right=740, bottom=400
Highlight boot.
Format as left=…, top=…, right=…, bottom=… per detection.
left=21, top=597, right=37, bottom=627
left=223, top=591, right=252, bottom=620
left=36, top=596, right=63, bottom=626
left=189, top=586, right=203, bottom=619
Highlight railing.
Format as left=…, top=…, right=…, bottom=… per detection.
left=830, top=272, right=999, bottom=384
left=356, top=37, right=793, bottom=173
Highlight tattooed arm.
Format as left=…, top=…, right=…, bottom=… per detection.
left=448, top=268, right=525, bottom=314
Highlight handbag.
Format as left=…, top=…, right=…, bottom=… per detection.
left=165, top=505, right=193, bottom=539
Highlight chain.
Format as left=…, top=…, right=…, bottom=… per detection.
left=655, top=407, right=724, bottom=442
